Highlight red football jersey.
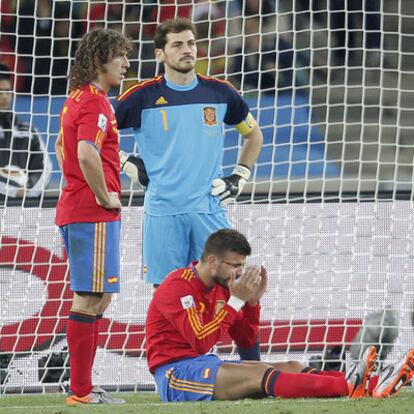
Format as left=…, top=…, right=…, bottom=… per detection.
left=55, top=84, right=121, bottom=226
left=146, top=263, right=260, bottom=373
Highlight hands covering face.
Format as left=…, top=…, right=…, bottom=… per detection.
left=228, top=265, right=268, bottom=305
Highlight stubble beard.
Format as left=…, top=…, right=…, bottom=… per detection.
left=212, top=275, right=229, bottom=289
left=168, top=61, right=195, bottom=75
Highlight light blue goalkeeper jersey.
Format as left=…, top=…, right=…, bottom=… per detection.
left=115, top=74, right=250, bottom=216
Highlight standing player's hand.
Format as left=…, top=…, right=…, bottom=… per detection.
left=228, top=265, right=262, bottom=303
left=96, top=191, right=122, bottom=211
left=211, top=164, right=251, bottom=207
left=119, top=150, right=149, bottom=189
left=247, top=266, right=268, bottom=306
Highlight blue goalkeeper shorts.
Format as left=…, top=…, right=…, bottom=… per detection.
left=59, top=221, right=121, bottom=293
left=154, top=354, right=224, bottom=402
left=143, top=212, right=231, bottom=285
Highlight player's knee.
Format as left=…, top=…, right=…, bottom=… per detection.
left=72, top=291, right=104, bottom=315
left=98, top=293, right=113, bottom=314
left=285, top=360, right=306, bottom=373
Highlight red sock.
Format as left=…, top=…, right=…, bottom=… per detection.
left=262, top=369, right=349, bottom=398
left=317, top=370, right=346, bottom=378
left=301, top=367, right=345, bottom=378
left=367, top=375, right=379, bottom=394
left=67, top=312, right=96, bottom=397
left=92, top=314, right=103, bottom=367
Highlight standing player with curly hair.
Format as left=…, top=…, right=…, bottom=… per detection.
left=55, top=28, right=131, bottom=405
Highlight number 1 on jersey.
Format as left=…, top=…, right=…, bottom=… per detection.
left=160, top=109, right=169, bottom=131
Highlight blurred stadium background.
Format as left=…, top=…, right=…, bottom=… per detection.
left=1, top=0, right=414, bottom=396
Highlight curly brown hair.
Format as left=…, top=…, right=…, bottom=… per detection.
left=154, top=18, right=197, bottom=50
left=69, top=28, right=132, bottom=91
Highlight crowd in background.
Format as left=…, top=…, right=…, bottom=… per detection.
left=0, top=0, right=388, bottom=200
left=0, top=0, right=383, bottom=96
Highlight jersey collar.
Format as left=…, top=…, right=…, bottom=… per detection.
left=164, top=74, right=198, bottom=91
left=89, top=83, right=107, bottom=96
left=190, top=261, right=200, bottom=278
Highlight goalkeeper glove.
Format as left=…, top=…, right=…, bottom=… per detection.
left=211, top=164, right=251, bottom=207
left=119, top=150, right=149, bottom=189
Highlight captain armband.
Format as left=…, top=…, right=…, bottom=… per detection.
left=235, top=112, right=257, bottom=136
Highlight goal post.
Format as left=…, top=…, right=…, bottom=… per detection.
left=1, top=0, right=414, bottom=393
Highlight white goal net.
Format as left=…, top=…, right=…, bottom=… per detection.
left=1, top=0, right=414, bottom=393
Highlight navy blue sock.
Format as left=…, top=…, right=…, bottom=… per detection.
left=238, top=340, right=261, bottom=361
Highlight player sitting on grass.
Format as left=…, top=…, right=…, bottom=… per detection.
left=146, top=228, right=414, bottom=402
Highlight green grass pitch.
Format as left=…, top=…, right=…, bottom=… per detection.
left=1, top=390, right=414, bottom=414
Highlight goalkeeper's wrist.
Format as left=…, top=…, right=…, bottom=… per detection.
left=227, top=295, right=246, bottom=312
left=233, top=164, right=251, bottom=181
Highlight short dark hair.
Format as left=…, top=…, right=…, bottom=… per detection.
left=69, top=28, right=132, bottom=91
left=201, top=229, right=251, bottom=261
left=154, top=18, right=197, bottom=49
left=0, top=63, right=12, bottom=82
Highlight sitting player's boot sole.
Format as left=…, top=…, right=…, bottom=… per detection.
left=373, top=349, right=414, bottom=398
left=347, top=345, right=378, bottom=398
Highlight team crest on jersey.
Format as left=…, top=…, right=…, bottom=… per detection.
left=203, top=106, right=217, bottom=126
left=97, top=113, right=108, bottom=132
left=180, top=295, right=195, bottom=309
left=215, top=300, right=226, bottom=315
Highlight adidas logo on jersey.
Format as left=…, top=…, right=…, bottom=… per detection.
left=155, top=96, right=168, bottom=105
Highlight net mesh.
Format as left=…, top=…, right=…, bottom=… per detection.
left=1, top=0, right=414, bottom=393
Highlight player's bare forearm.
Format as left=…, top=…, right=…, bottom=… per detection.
left=238, top=125, right=263, bottom=169
left=55, top=133, right=63, bottom=173
left=77, top=140, right=111, bottom=206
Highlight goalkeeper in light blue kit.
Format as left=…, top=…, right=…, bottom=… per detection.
left=115, top=18, right=263, bottom=359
